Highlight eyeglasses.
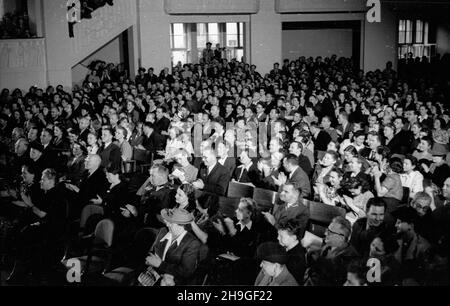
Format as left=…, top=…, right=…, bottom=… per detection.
left=325, top=228, right=345, bottom=237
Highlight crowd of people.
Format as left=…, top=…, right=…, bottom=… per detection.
left=0, top=11, right=33, bottom=39
left=1, top=48, right=450, bottom=286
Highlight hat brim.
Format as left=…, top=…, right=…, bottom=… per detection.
left=161, top=209, right=193, bottom=225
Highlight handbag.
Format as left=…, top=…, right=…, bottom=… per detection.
left=137, top=266, right=161, bottom=286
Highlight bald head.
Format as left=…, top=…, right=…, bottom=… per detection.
left=84, top=154, right=102, bottom=171
left=15, top=138, right=29, bottom=156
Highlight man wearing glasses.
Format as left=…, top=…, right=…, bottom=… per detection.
left=304, top=216, right=359, bottom=286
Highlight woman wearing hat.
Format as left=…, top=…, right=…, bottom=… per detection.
left=139, top=207, right=201, bottom=285
left=255, top=242, right=298, bottom=286
left=422, top=143, right=450, bottom=188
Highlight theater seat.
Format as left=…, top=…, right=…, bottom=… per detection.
left=303, top=199, right=346, bottom=237
left=227, top=181, right=254, bottom=198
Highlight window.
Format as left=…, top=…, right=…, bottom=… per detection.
left=170, top=23, right=191, bottom=65
left=197, top=23, right=220, bottom=48
left=398, top=19, right=435, bottom=60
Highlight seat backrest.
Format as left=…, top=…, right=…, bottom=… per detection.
left=227, top=181, right=254, bottom=198
left=94, top=219, right=115, bottom=247
left=402, top=186, right=410, bottom=204
left=80, top=204, right=105, bottom=228
left=253, top=188, right=279, bottom=204
left=218, top=197, right=240, bottom=218
left=306, top=199, right=346, bottom=225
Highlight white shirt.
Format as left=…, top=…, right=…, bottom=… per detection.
left=237, top=220, right=252, bottom=232
left=289, top=166, right=299, bottom=179
left=160, top=230, right=188, bottom=261
left=207, top=162, right=217, bottom=175
left=400, top=170, right=424, bottom=197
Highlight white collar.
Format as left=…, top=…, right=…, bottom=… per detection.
left=104, top=141, right=112, bottom=148
left=289, top=166, right=299, bottom=178
left=237, top=220, right=252, bottom=231
left=239, top=162, right=253, bottom=171
left=160, top=230, right=188, bottom=247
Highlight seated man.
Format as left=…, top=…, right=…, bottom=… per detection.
left=133, top=165, right=175, bottom=228
left=193, top=147, right=230, bottom=196
left=304, top=216, right=359, bottom=286
left=255, top=242, right=299, bottom=286
left=392, top=206, right=431, bottom=284
left=262, top=183, right=309, bottom=240
left=272, top=154, right=311, bottom=198
left=233, top=149, right=258, bottom=184
left=138, top=208, right=201, bottom=286
left=172, top=148, right=198, bottom=184
left=350, top=198, right=394, bottom=257
left=277, top=218, right=307, bottom=285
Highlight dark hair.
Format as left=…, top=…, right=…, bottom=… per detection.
left=178, top=183, right=197, bottom=213
left=389, top=157, right=403, bottom=173
left=197, top=193, right=220, bottom=217
left=366, top=198, right=387, bottom=212
left=404, top=154, right=418, bottom=168
left=344, top=145, right=358, bottom=157
left=347, top=259, right=369, bottom=285
left=376, top=146, right=391, bottom=160
left=105, top=163, right=122, bottom=176
left=435, top=118, right=446, bottom=130
left=420, top=136, right=433, bottom=147
left=343, top=176, right=371, bottom=193
left=284, top=154, right=299, bottom=166
left=277, top=218, right=306, bottom=239
left=375, top=231, right=400, bottom=254
left=42, top=168, right=57, bottom=182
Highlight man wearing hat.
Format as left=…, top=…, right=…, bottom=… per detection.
left=142, top=207, right=201, bottom=285
left=392, top=206, right=431, bottom=284
left=255, top=242, right=299, bottom=286
left=424, top=143, right=450, bottom=188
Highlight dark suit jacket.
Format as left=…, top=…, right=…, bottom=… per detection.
left=298, top=154, right=313, bottom=177
left=337, top=123, right=353, bottom=141
left=151, top=228, right=201, bottom=285
left=138, top=183, right=175, bottom=228
left=313, top=130, right=332, bottom=152
left=198, top=163, right=230, bottom=196
left=287, top=167, right=311, bottom=198
left=66, top=155, right=86, bottom=186
left=99, top=142, right=122, bottom=170
left=142, top=131, right=166, bottom=160
left=273, top=199, right=309, bottom=239
left=233, top=163, right=258, bottom=183
left=154, top=117, right=170, bottom=134
left=219, top=157, right=236, bottom=177
left=78, top=168, right=109, bottom=208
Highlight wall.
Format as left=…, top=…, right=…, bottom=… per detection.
left=139, top=0, right=171, bottom=72
left=363, top=3, right=397, bottom=72
left=275, top=0, right=365, bottom=13
left=249, top=0, right=282, bottom=75
left=437, top=23, right=450, bottom=56
left=71, top=35, right=124, bottom=86
left=164, top=0, right=259, bottom=14
left=0, top=38, right=47, bottom=90
left=42, top=0, right=137, bottom=90
left=282, top=28, right=353, bottom=60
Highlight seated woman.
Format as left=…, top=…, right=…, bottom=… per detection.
left=158, top=127, right=185, bottom=161
left=343, top=155, right=371, bottom=184
left=366, top=233, right=401, bottom=286
left=341, top=145, right=358, bottom=173
left=371, top=157, right=404, bottom=213
left=7, top=168, right=69, bottom=283
left=64, top=141, right=86, bottom=186
left=317, top=167, right=344, bottom=206
left=88, top=165, right=132, bottom=237
left=174, top=183, right=196, bottom=213
left=114, top=126, right=133, bottom=162
left=340, top=177, right=374, bottom=224
left=211, top=198, right=260, bottom=285
left=189, top=193, right=222, bottom=256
